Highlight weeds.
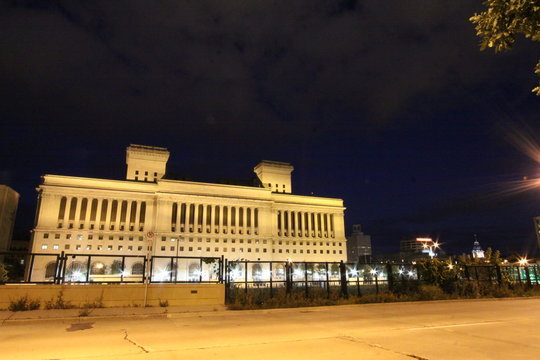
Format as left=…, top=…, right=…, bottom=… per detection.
left=8, top=295, right=41, bottom=311
left=44, top=290, right=74, bottom=309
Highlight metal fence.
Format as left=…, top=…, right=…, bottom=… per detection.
left=2, top=252, right=539, bottom=291
left=0, top=252, right=224, bottom=284
left=224, top=260, right=540, bottom=302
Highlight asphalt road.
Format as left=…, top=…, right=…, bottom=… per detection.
left=2, top=298, right=540, bottom=359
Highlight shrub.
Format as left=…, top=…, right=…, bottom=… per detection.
left=8, top=295, right=40, bottom=311
left=159, top=299, right=169, bottom=307
left=44, top=290, right=74, bottom=309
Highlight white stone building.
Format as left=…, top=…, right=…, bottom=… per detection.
left=29, top=145, right=347, bottom=280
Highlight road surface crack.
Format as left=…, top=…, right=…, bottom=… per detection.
left=338, top=335, right=428, bottom=360
left=1, top=313, right=14, bottom=326
left=122, top=329, right=149, bottom=353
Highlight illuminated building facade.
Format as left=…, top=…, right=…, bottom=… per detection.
left=346, top=224, right=372, bottom=262
left=29, top=145, right=347, bottom=280
left=0, top=185, right=19, bottom=252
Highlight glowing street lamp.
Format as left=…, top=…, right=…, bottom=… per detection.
left=518, top=257, right=529, bottom=266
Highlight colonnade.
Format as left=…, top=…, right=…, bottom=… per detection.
left=170, top=203, right=259, bottom=235
left=57, top=196, right=147, bottom=232
left=277, top=210, right=335, bottom=238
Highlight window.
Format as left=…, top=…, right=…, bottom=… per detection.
left=76, top=245, right=81, bottom=250
left=197, top=247, right=201, bottom=251
left=55, top=234, right=60, bottom=239
left=97, top=245, right=103, bottom=250
left=154, top=172, right=157, bottom=176
left=339, top=250, right=342, bottom=254
left=99, top=236, right=104, bottom=240
left=170, top=246, right=175, bottom=251
left=214, top=247, right=219, bottom=251
left=248, top=248, right=252, bottom=252
left=107, top=245, right=112, bottom=250
left=77, top=235, right=83, bottom=240
left=179, top=246, right=184, bottom=251
left=118, top=246, right=123, bottom=251
left=206, top=247, right=210, bottom=251
left=162, top=236, right=166, bottom=242
left=145, top=171, right=148, bottom=176
left=139, top=236, right=143, bottom=241
left=223, top=248, right=227, bottom=252
left=87, top=245, right=92, bottom=250
left=41, top=244, right=48, bottom=250
left=137, top=246, right=143, bottom=251
left=189, top=247, right=193, bottom=251
left=109, top=236, right=113, bottom=240
left=65, top=244, right=70, bottom=250
left=279, top=249, right=282, bottom=253
left=119, top=236, right=124, bottom=241
left=232, top=248, right=235, bottom=252
left=161, top=246, right=166, bottom=251
left=66, top=234, right=72, bottom=240
left=129, top=237, right=133, bottom=241
left=135, top=170, right=139, bottom=175
left=88, top=235, right=93, bottom=240
left=53, top=244, right=59, bottom=250
left=44, top=233, right=49, bottom=239
left=263, top=248, right=267, bottom=253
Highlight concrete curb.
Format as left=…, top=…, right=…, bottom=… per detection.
left=0, top=304, right=227, bottom=323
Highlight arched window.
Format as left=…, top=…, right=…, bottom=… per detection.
left=188, top=263, right=200, bottom=281
left=45, top=262, right=57, bottom=279
left=131, top=262, right=144, bottom=275
left=251, top=264, right=262, bottom=281
left=91, top=262, right=106, bottom=275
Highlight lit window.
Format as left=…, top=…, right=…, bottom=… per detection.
left=66, top=234, right=72, bottom=240
left=42, top=244, right=48, bottom=250
left=127, top=246, right=132, bottom=251
left=118, top=246, right=123, bottom=251
left=107, top=245, right=112, bottom=250
left=97, top=245, right=103, bottom=250
left=77, top=235, right=83, bottom=240
left=87, top=245, right=92, bottom=250
left=53, top=244, right=59, bottom=250
left=76, top=245, right=81, bottom=250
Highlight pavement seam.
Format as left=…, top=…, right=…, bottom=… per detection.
left=338, top=335, right=429, bottom=360
left=122, top=329, right=150, bottom=353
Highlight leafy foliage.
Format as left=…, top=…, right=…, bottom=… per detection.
left=470, top=0, right=540, bottom=94
left=0, top=263, right=8, bottom=283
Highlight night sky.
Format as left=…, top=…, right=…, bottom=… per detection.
left=1, top=1, right=540, bottom=256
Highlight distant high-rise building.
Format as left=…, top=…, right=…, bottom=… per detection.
left=534, top=217, right=540, bottom=248
left=0, top=185, right=19, bottom=251
left=472, top=234, right=485, bottom=259
left=347, top=224, right=372, bottom=262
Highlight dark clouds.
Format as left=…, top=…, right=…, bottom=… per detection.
left=1, top=0, right=539, bottom=254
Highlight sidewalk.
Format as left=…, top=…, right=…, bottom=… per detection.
left=0, top=304, right=227, bottom=323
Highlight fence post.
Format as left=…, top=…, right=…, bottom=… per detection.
left=269, top=262, right=273, bottom=298
left=340, top=260, right=348, bottom=299
left=525, top=266, right=532, bottom=287
left=386, top=263, right=394, bottom=292
left=285, top=262, right=292, bottom=294
left=244, top=260, right=248, bottom=294
left=325, top=262, right=330, bottom=298
left=375, top=272, right=379, bottom=295
left=304, top=262, right=309, bottom=298
left=496, top=265, right=502, bottom=286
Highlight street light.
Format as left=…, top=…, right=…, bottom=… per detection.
left=518, top=257, right=529, bottom=266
